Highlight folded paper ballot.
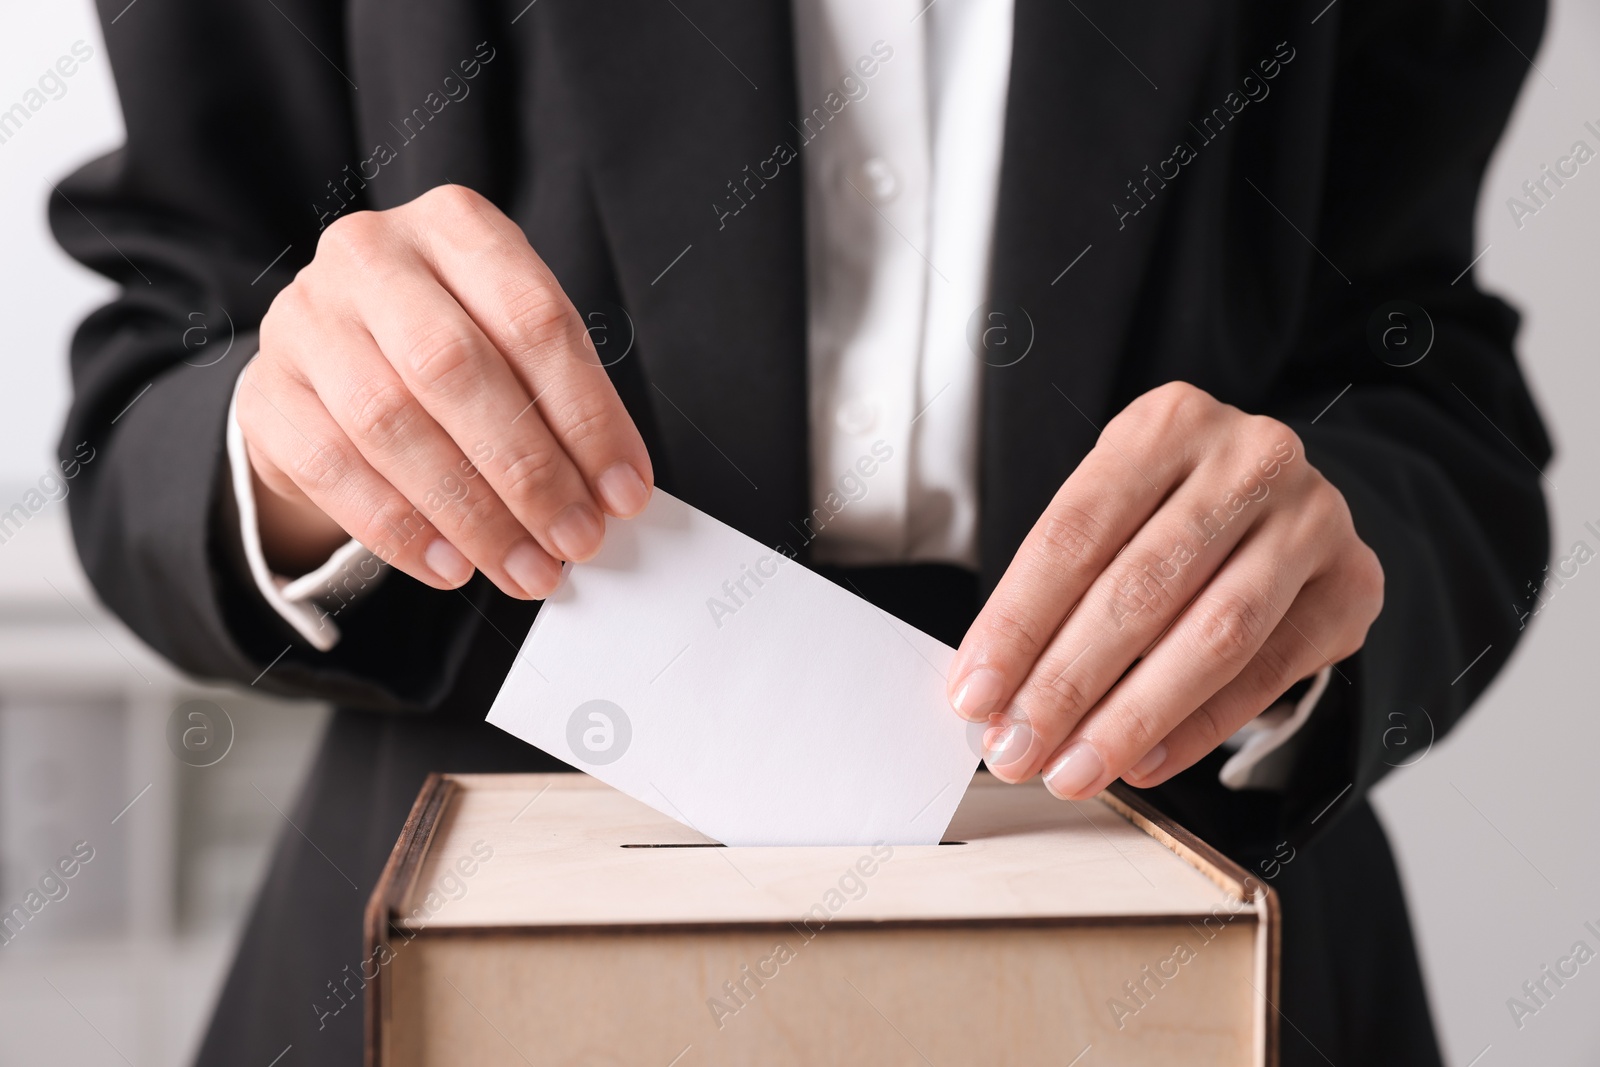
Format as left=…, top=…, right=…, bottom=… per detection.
left=486, top=490, right=984, bottom=846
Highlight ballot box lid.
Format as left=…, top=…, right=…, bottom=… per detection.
left=372, top=772, right=1271, bottom=932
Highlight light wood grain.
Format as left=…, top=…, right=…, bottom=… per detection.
left=399, top=772, right=1239, bottom=929
left=386, top=922, right=1258, bottom=1066
left=368, top=772, right=1276, bottom=1067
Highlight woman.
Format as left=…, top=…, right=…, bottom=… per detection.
left=53, top=1, right=1549, bottom=1062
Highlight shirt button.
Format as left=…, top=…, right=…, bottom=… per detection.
left=851, top=158, right=899, bottom=204
left=835, top=399, right=879, bottom=435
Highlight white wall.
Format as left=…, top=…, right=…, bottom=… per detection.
left=0, top=0, right=120, bottom=485
left=1, top=0, right=1596, bottom=1063
left=0, top=16, right=326, bottom=1067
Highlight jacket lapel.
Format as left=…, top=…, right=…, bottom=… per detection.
left=539, top=0, right=811, bottom=553
left=983, top=0, right=1229, bottom=585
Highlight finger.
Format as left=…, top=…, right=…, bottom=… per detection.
left=289, top=303, right=566, bottom=600
left=982, top=457, right=1281, bottom=784
left=239, top=370, right=355, bottom=572
left=949, top=394, right=1208, bottom=722
left=236, top=365, right=484, bottom=594
left=405, top=186, right=654, bottom=518
left=1127, top=574, right=1370, bottom=788
left=1034, top=522, right=1317, bottom=799
left=334, top=253, right=606, bottom=573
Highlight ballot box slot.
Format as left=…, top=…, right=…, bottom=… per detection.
left=617, top=841, right=968, bottom=848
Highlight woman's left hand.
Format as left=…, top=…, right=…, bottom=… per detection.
left=946, top=381, right=1384, bottom=799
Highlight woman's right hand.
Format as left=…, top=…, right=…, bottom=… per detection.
left=238, top=183, right=653, bottom=600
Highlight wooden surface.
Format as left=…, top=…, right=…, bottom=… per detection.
left=397, top=772, right=1240, bottom=929
left=387, top=922, right=1259, bottom=1067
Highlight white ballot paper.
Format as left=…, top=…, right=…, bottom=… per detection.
left=486, top=490, right=983, bottom=846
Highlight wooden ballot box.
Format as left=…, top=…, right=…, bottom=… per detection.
left=365, top=773, right=1278, bottom=1066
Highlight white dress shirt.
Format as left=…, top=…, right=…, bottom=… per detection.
left=225, top=0, right=1324, bottom=789
left=791, top=0, right=1010, bottom=567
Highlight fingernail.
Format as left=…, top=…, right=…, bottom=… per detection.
left=983, top=722, right=1035, bottom=780
left=503, top=539, right=561, bottom=600
left=424, top=538, right=473, bottom=588
left=1043, top=742, right=1105, bottom=800
left=951, top=667, right=1006, bottom=721
left=596, top=462, right=651, bottom=518
left=1128, top=743, right=1168, bottom=782
left=548, top=503, right=604, bottom=561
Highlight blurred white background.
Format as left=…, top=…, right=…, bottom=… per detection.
left=1, top=1, right=1596, bottom=1064
left=0, top=7, right=327, bottom=1066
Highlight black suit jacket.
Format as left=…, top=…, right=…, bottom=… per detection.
left=53, top=1, right=1550, bottom=1064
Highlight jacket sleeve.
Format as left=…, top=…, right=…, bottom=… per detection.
left=1266, top=0, right=1553, bottom=836
left=51, top=0, right=488, bottom=710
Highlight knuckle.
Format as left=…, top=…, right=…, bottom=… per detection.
left=1111, top=382, right=1215, bottom=453
left=447, top=487, right=505, bottom=545
left=979, top=603, right=1049, bottom=661
left=1104, top=548, right=1183, bottom=620
left=498, top=284, right=572, bottom=359
left=317, top=210, right=385, bottom=267
left=419, top=182, right=487, bottom=219
left=1186, top=700, right=1228, bottom=752
left=1248, top=635, right=1300, bottom=697
left=1349, top=545, right=1386, bottom=621
left=346, top=379, right=417, bottom=447
left=1255, top=415, right=1303, bottom=466
left=1145, top=381, right=1210, bottom=424
left=234, top=370, right=275, bottom=436
left=498, top=444, right=567, bottom=506
left=1024, top=659, right=1095, bottom=721
left=364, top=500, right=428, bottom=557
left=1034, top=504, right=1105, bottom=575
left=1298, top=482, right=1342, bottom=528
left=1115, top=702, right=1168, bottom=755
left=549, top=394, right=614, bottom=454
left=288, top=439, right=354, bottom=499
left=1190, top=590, right=1270, bottom=668
left=1245, top=415, right=1302, bottom=472
left=260, top=284, right=306, bottom=346
left=235, top=400, right=270, bottom=451
left=1326, top=482, right=1357, bottom=529
left=234, top=388, right=263, bottom=436
left=1244, top=412, right=1287, bottom=446
left=399, top=322, right=479, bottom=389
